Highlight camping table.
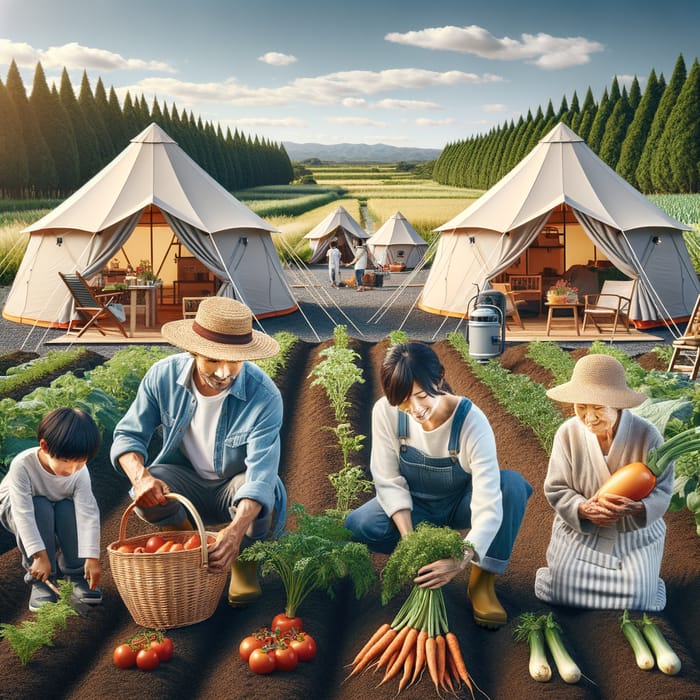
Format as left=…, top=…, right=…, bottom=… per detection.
left=127, top=284, right=159, bottom=336
left=546, top=302, right=582, bottom=336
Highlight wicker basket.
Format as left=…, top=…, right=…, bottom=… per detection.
left=107, top=493, right=228, bottom=629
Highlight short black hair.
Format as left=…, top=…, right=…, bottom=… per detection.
left=37, top=408, right=101, bottom=461
left=380, top=342, right=452, bottom=406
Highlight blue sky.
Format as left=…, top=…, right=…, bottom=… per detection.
left=1, top=0, right=698, bottom=149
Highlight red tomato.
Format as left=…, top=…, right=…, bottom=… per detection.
left=183, top=534, right=201, bottom=550
left=145, top=535, right=166, bottom=553
left=113, top=643, right=136, bottom=669
left=239, top=635, right=265, bottom=662
left=271, top=613, right=303, bottom=635
left=289, top=632, right=317, bottom=662
left=274, top=644, right=298, bottom=672
left=149, top=637, right=174, bottom=662
left=248, top=647, right=276, bottom=674
left=136, top=647, right=160, bottom=671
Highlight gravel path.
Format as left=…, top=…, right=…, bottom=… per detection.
left=0, top=267, right=675, bottom=357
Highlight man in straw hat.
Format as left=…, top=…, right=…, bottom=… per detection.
left=111, top=297, right=285, bottom=606
left=534, top=353, right=673, bottom=610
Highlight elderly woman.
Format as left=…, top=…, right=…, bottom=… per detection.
left=535, top=354, right=673, bottom=610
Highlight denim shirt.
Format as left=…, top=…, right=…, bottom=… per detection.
left=110, top=353, right=286, bottom=529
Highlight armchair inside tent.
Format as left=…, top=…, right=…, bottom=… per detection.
left=581, top=279, right=637, bottom=335
left=59, top=271, right=128, bottom=338
left=491, top=282, right=525, bottom=329
left=667, top=294, right=700, bottom=379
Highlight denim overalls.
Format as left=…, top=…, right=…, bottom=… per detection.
left=344, top=398, right=532, bottom=574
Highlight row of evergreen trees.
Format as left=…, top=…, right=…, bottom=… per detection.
left=0, top=60, right=294, bottom=199
left=433, top=54, right=700, bottom=194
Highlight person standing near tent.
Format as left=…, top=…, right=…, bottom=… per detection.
left=534, top=354, right=672, bottom=610
left=344, top=342, right=532, bottom=628
left=345, top=238, right=368, bottom=291
left=327, top=239, right=341, bottom=288
left=110, top=297, right=286, bottom=607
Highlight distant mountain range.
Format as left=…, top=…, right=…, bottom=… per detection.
left=283, top=142, right=442, bottom=163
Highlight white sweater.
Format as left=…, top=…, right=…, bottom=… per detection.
left=0, top=447, right=101, bottom=559
left=370, top=396, right=503, bottom=561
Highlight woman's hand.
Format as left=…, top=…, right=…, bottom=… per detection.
left=414, top=549, right=475, bottom=590
left=579, top=494, right=644, bottom=526
left=29, top=551, right=51, bottom=582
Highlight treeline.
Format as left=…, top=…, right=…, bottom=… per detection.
left=0, top=60, right=294, bottom=199
left=434, top=54, right=700, bottom=194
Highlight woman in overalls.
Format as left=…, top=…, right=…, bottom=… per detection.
left=345, top=342, right=532, bottom=629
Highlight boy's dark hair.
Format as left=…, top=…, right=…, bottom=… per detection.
left=380, top=342, right=453, bottom=406
left=37, top=408, right=101, bottom=461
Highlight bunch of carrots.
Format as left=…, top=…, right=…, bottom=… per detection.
left=346, top=523, right=475, bottom=697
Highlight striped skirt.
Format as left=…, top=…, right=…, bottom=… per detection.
left=534, top=515, right=667, bottom=610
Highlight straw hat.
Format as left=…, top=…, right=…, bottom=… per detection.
left=546, top=354, right=647, bottom=408
left=161, top=297, right=279, bottom=361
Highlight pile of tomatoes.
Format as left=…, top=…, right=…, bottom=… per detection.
left=113, top=629, right=174, bottom=671
left=239, top=614, right=316, bottom=675
left=114, top=533, right=216, bottom=554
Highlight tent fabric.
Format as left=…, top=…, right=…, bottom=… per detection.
left=420, top=122, right=700, bottom=326
left=304, top=205, right=369, bottom=264
left=367, top=211, right=428, bottom=268
left=4, top=123, right=297, bottom=327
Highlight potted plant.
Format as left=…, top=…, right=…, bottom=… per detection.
left=135, top=260, right=160, bottom=285
left=547, top=279, right=578, bottom=304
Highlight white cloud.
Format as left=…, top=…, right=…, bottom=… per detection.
left=227, top=117, right=306, bottom=128
left=385, top=25, right=604, bottom=70
left=0, top=39, right=175, bottom=72
left=327, top=116, right=388, bottom=128
left=122, top=67, right=503, bottom=109
left=616, top=73, right=645, bottom=90
left=258, top=52, right=297, bottom=66
left=375, top=98, right=441, bottom=110
left=482, top=103, right=507, bottom=113
left=415, top=117, right=456, bottom=127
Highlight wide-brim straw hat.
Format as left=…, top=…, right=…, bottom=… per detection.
left=546, top=354, right=647, bottom=408
left=161, top=297, right=279, bottom=361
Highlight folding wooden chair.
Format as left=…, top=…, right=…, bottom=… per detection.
left=668, top=294, right=700, bottom=379
left=59, top=271, right=128, bottom=338
left=581, top=279, right=637, bottom=334
left=491, top=282, right=525, bottom=329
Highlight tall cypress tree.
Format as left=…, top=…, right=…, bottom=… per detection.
left=587, top=82, right=615, bottom=153
left=92, top=77, right=117, bottom=160
left=638, top=53, right=686, bottom=192
left=5, top=60, right=56, bottom=195
left=617, top=69, right=663, bottom=187
left=30, top=62, right=79, bottom=194
left=660, top=58, right=700, bottom=192
left=598, top=86, right=632, bottom=169
left=78, top=71, right=111, bottom=164
left=0, top=78, right=29, bottom=195
left=59, top=68, right=101, bottom=182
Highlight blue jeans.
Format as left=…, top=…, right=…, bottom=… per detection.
left=17, top=497, right=84, bottom=582
left=355, top=269, right=365, bottom=286
left=344, top=470, right=532, bottom=574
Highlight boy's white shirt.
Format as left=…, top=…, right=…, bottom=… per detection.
left=0, top=447, right=100, bottom=559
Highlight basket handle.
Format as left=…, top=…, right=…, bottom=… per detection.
left=118, top=492, right=212, bottom=568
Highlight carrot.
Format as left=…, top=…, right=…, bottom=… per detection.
left=446, top=631, right=473, bottom=696
left=375, top=625, right=410, bottom=673
left=446, top=640, right=461, bottom=689
left=346, top=626, right=397, bottom=678
left=351, top=622, right=391, bottom=666
left=435, top=634, right=447, bottom=690
left=396, top=645, right=416, bottom=695
left=379, top=626, right=418, bottom=686
left=425, top=635, right=441, bottom=695
left=410, top=629, right=429, bottom=686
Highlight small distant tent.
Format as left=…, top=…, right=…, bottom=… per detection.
left=419, top=122, right=700, bottom=327
left=3, top=123, right=297, bottom=328
left=304, top=205, right=369, bottom=264
left=367, top=211, right=428, bottom=268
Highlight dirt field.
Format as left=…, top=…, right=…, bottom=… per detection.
left=0, top=341, right=698, bottom=700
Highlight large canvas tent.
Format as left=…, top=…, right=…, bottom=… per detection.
left=367, top=211, right=428, bottom=269
left=304, top=205, right=369, bottom=264
left=419, top=123, right=700, bottom=327
left=3, top=123, right=297, bottom=328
